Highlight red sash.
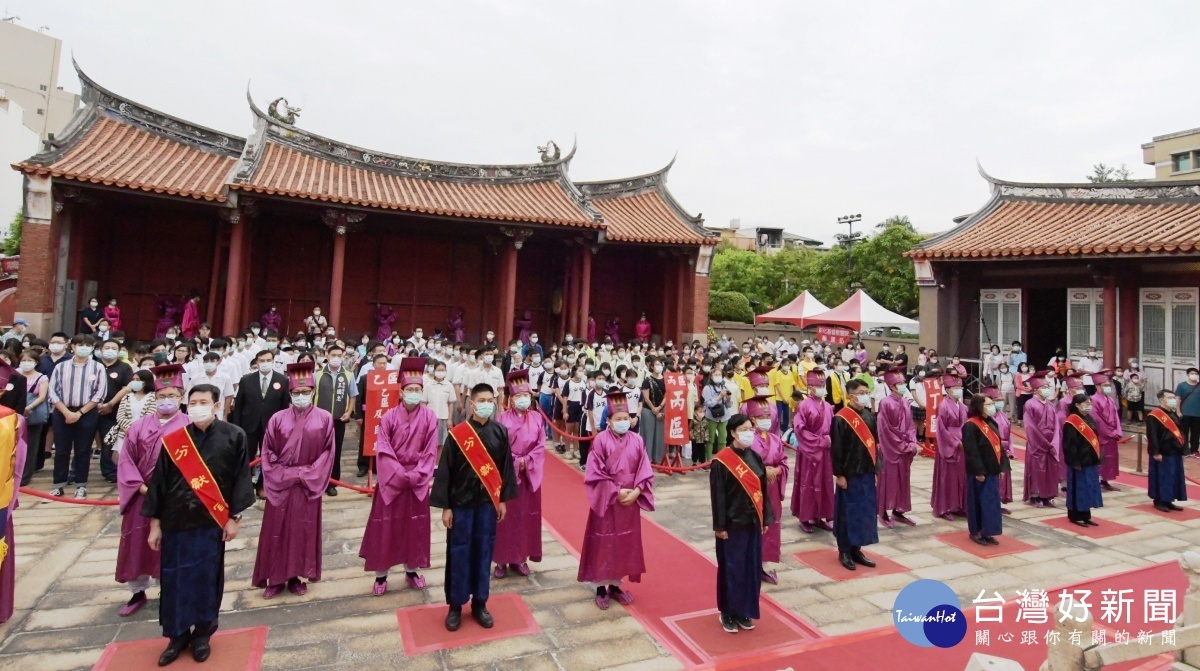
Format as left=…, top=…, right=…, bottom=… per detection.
left=1065, top=414, right=1101, bottom=457
left=967, top=417, right=1002, bottom=460
left=161, top=426, right=231, bottom=528
left=449, top=421, right=504, bottom=509
left=713, top=447, right=764, bottom=527
left=835, top=407, right=877, bottom=463
left=1148, top=408, right=1185, bottom=444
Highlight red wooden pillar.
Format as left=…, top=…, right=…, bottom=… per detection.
left=1102, top=276, right=1117, bottom=369
left=675, top=255, right=687, bottom=343
left=499, top=242, right=518, bottom=345
left=222, top=211, right=246, bottom=334
left=567, top=245, right=582, bottom=337
left=206, top=226, right=224, bottom=327
left=578, top=246, right=592, bottom=342
left=329, top=215, right=348, bottom=332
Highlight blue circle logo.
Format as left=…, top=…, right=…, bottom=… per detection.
left=893, top=579, right=966, bottom=648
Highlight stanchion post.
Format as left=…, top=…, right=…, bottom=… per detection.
left=1136, top=433, right=1144, bottom=475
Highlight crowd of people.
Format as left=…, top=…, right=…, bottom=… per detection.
left=1, top=306, right=1198, bottom=663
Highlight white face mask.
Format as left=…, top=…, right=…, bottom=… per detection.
left=1040, top=387, right=1055, bottom=399
left=18, top=361, right=35, bottom=373
left=736, top=430, right=755, bottom=446
left=291, top=393, right=313, bottom=409
left=187, top=405, right=214, bottom=423
left=985, top=404, right=997, bottom=417
left=652, top=364, right=663, bottom=374
left=49, top=343, right=65, bottom=355
left=612, top=419, right=631, bottom=434
left=1101, top=385, right=1112, bottom=395
left=129, top=379, right=145, bottom=392
left=328, top=357, right=342, bottom=368
left=514, top=395, right=532, bottom=410
left=75, top=346, right=94, bottom=358
left=855, top=394, right=871, bottom=407
left=1167, top=397, right=1179, bottom=410
left=204, top=362, right=218, bottom=373
left=435, top=371, right=446, bottom=380
left=951, top=388, right=963, bottom=399
left=755, top=418, right=772, bottom=431
left=812, top=387, right=827, bottom=399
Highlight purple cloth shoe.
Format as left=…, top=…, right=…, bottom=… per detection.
left=595, top=593, right=610, bottom=610
left=514, top=562, right=531, bottom=577
left=263, top=584, right=285, bottom=600
left=894, top=513, right=916, bottom=526
left=761, top=569, right=779, bottom=585
left=118, top=593, right=147, bottom=617
left=288, top=581, right=307, bottom=596
left=406, top=574, right=426, bottom=590
left=609, top=586, right=634, bottom=605
left=493, top=564, right=507, bottom=579
left=373, top=580, right=387, bottom=596
left=881, top=516, right=895, bottom=529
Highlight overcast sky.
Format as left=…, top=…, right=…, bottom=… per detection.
left=9, top=1, right=1198, bottom=242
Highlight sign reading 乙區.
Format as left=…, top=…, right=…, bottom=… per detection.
left=364, top=370, right=400, bottom=457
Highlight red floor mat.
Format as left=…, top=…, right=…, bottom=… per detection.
left=666, top=607, right=817, bottom=664
left=92, top=627, right=267, bottom=671
left=934, top=531, right=1039, bottom=559
left=1041, top=515, right=1139, bottom=538
left=1128, top=503, right=1200, bottom=521
left=396, top=592, right=540, bottom=655
left=792, top=549, right=908, bottom=581
left=539, top=455, right=823, bottom=669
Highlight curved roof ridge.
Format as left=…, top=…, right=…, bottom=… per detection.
left=976, top=160, right=1200, bottom=192
left=575, top=155, right=704, bottom=228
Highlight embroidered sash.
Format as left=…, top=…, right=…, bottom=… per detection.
left=1148, top=408, right=1185, bottom=444
left=162, top=426, right=231, bottom=527
left=835, top=407, right=877, bottom=463
left=1065, top=414, right=1101, bottom=458
left=967, top=417, right=1002, bottom=460
left=713, top=447, right=764, bottom=527
left=449, top=421, right=504, bottom=509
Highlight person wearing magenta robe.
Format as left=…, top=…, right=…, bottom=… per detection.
left=587, top=314, right=597, bottom=344
left=1024, top=371, right=1062, bottom=507
left=831, top=379, right=879, bottom=572
left=261, top=305, right=282, bottom=335
left=0, top=368, right=27, bottom=625
left=742, top=366, right=780, bottom=435
left=494, top=369, right=546, bottom=578
left=876, top=367, right=918, bottom=529
left=634, top=313, right=652, bottom=343
left=962, top=393, right=1008, bottom=545
left=981, top=387, right=1015, bottom=514
left=1063, top=393, right=1103, bottom=527
left=115, top=364, right=188, bottom=617
left=790, top=370, right=834, bottom=534
left=712, top=413, right=773, bottom=634
left=745, top=396, right=788, bottom=584
left=253, top=362, right=335, bottom=599
left=578, top=390, right=655, bottom=610
left=1089, top=372, right=1123, bottom=491
left=931, top=373, right=967, bottom=521
left=359, top=357, right=438, bottom=596
left=180, top=293, right=202, bottom=340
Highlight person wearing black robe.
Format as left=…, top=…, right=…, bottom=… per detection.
left=431, top=383, right=517, bottom=633
left=962, top=394, right=1009, bottom=546
left=1147, top=389, right=1188, bottom=512
left=1062, top=393, right=1103, bottom=527
left=143, top=384, right=254, bottom=666
left=711, top=414, right=774, bottom=634
left=831, top=380, right=880, bottom=572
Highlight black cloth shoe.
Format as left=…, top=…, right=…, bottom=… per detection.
left=356, top=467, right=368, bottom=478
left=983, top=536, right=1000, bottom=546
left=445, top=606, right=462, bottom=631
left=326, top=485, right=338, bottom=496
left=733, top=615, right=755, bottom=630
left=850, top=550, right=876, bottom=568
left=1154, top=502, right=1173, bottom=512
left=719, top=613, right=738, bottom=633
left=472, top=601, right=494, bottom=629
left=157, top=634, right=191, bottom=667
left=191, top=636, right=211, bottom=663
left=1169, top=503, right=1184, bottom=511
left=838, top=552, right=856, bottom=571
left=971, top=535, right=990, bottom=546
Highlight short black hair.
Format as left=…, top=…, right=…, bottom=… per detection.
left=71, top=333, right=97, bottom=346
left=1157, top=388, right=1173, bottom=400
left=188, top=383, right=221, bottom=404
left=203, top=352, right=221, bottom=362
left=846, top=379, right=867, bottom=394
left=470, top=383, right=495, bottom=399
left=255, top=349, right=275, bottom=363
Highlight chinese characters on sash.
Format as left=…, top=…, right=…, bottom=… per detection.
left=448, top=421, right=504, bottom=509
left=161, top=426, right=231, bottom=527
left=968, top=417, right=1002, bottom=459
left=364, top=370, right=400, bottom=458
left=713, top=448, right=764, bottom=527
left=836, top=407, right=877, bottom=463
left=664, top=372, right=689, bottom=446
left=1066, top=414, right=1101, bottom=457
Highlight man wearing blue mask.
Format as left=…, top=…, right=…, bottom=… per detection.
left=432, top=382, right=517, bottom=632
left=359, top=357, right=438, bottom=596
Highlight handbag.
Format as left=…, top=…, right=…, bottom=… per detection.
left=26, top=375, right=48, bottom=425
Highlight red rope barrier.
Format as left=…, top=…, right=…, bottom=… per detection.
left=536, top=406, right=596, bottom=441
left=653, top=461, right=711, bottom=473
left=19, top=487, right=119, bottom=506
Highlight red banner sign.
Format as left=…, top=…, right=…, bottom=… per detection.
left=364, top=370, right=401, bottom=458
left=923, top=377, right=944, bottom=438
left=664, top=372, right=689, bottom=446
left=0, top=257, right=17, bottom=275
left=816, top=326, right=853, bottom=346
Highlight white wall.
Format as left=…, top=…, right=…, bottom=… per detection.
left=0, top=99, right=41, bottom=228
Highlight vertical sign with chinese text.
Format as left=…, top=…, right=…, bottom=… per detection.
left=364, top=370, right=400, bottom=457
left=664, top=372, right=689, bottom=446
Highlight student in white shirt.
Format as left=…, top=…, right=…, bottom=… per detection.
left=187, top=352, right=235, bottom=420
left=424, top=360, right=456, bottom=446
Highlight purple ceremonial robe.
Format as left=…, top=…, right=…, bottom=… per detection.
left=1091, top=394, right=1122, bottom=482
left=751, top=430, right=789, bottom=562
left=494, top=408, right=546, bottom=565
left=790, top=396, right=834, bottom=522
left=116, top=412, right=189, bottom=584
left=359, top=403, right=438, bottom=572
left=931, top=397, right=967, bottom=516
left=181, top=301, right=200, bottom=339
left=253, top=407, right=335, bottom=586
left=741, top=401, right=780, bottom=436
left=577, top=428, right=654, bottom=584
left=0, top=420, right=27, bottom=624
left=996, top=412, right=1014, bottom=503
left=1022, top=397, right=1062, bottom=500
left=1056, top=397, right=1072, bottom=480
left=877, top=394, right=918, bottom=515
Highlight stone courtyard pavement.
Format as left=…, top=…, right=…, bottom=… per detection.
left=1, top=425, right=1197, bottom=670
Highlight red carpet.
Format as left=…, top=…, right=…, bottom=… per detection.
left=792, top=549, right=907, bottom=581
left=539, top=454, right=824, bottom=669
left=1041, top=515, right=1138, bottom=538
left=696, top=562, right=1185, bottom=671
left=1129, top=503, right=1200, bottom=521
left=92, top=627, right=267, bottom=671
left=396, top=593, right=539, bottom=654
left=934, top=532, right=1039, bottom=559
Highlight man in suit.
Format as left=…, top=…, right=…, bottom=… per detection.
left=231, top=349, right=290, bottom=496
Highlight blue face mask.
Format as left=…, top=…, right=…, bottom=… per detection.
left=475, top=401, right=495, bottom=419
left=514, top=395, right=532, bottom=411
left=404, top=391, right=423, bottom=406
left=612, top=419, right=631, bottom=434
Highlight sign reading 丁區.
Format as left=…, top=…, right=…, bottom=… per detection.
left=924, top=377, right=944, bottom=439
left=664, top=372, right=689, bottom=446
left=817, top=326, right=853, bottom=346
left=364, top=370, right=400, bottom=457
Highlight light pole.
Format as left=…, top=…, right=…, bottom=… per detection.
left=836, top=214, right=862, bottom=295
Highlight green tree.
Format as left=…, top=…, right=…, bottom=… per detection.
left=1, top=211, right=20, bottom=256
left=708, top=291, right=755, bottom=322
left=1086, top=163, right=1133, bottom=183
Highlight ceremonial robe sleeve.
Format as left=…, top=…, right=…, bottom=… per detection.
left=227, top=425, right=256, bottom=517
left=141, top=448, right=170, bottom=519
left=402, top=410, right=438, bottom=491
left=830, top=416, right=850, bottom=478
left=962, top=423, right=986, bottom=477
left=497, top=423, right=518, bottom=503
left=709, top=464, right=730, bottom=532
left=429, top=433, right=454, bottom=510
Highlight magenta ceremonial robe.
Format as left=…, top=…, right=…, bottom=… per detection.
left=1022, top=397, right=1061, bottom=501
left=789, top=396, right=834, bottom=522
left=751, top=430, right=789, bottom=562
left=181, top=300, right=200, bottom=339
left=741, top=401, right=780, bottom=436
left=996, top=412, right=1014, bottom=503
left=577, top=428, right=654, bottom=584
left=116, top=412, right=189, bottom=584
left=359, top=403, right=438, bottom=572
left=494, top=407, right=547, bottom=565
left=635, top=319, right=652, bottom=342
left=253, top=407, right=335, bottom=586
left=877, top=393, right=918, bottom=515
left=1056, top=397, right=1072, bottom=481
left=0, top=421, right=27, bottom=624
left=1091, top=394, right=1122, bottom=482
left=931, top=397, right=967, bottom=516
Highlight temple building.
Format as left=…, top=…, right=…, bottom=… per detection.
left=908, top=166, right=1200, bottom=395
left=12, top=62, right=716, bottom=345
